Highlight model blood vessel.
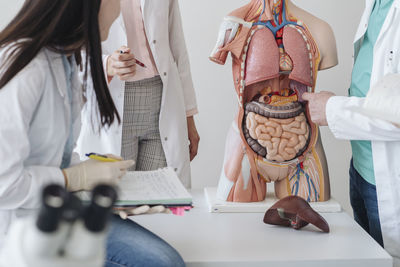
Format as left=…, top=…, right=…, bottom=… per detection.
left=210, top=0, right=338, bottom=203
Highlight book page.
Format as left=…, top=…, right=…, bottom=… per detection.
left=116, top=168, right=192, bottom=206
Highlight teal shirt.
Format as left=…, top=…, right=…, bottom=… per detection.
left=349, top=0, right=393, bottom=185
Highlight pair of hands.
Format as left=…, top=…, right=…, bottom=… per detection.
left=107, top=46, right=200, bottom=161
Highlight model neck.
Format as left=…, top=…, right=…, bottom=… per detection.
left=250, top=0, right=292, bottom=16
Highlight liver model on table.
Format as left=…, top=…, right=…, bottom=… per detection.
left=263, top=196, right=330, bottom=233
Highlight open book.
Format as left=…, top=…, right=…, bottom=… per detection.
left=114, top=167, right=192, bottom=207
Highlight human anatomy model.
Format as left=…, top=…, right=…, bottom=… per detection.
left=210, top=0, right=338, bottom=203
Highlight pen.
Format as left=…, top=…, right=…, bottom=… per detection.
left=86, top=153, right=121, bottom=162
left=120, top=50, right=147, bottom=68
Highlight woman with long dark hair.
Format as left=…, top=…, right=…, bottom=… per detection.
left=0, top=0, right=185, bottom=266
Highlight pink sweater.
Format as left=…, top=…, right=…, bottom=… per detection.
left=121, top=0, right=159, bottom=81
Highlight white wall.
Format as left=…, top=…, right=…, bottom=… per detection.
left=0, top=0, right=24, bottom=29
left=0, top=0, right=365, bottom=213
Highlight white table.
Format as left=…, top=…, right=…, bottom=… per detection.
left=133, top=190, right=393, bottom=267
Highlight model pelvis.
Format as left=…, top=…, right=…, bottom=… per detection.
left=212, top=0, right=330, bottom=203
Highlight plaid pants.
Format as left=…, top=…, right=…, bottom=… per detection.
left=121, top=76, right=167, bottom=171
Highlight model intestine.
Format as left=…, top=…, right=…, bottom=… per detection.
left=211, top=0, right=334, bottom=203
left=245, top=110, right=310, bottom=163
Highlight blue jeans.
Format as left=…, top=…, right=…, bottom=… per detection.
left=105, top=216, right=185, bottom=267
left=349, top=160, right=384, bottom=247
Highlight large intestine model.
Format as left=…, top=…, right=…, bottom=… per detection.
left=210, top=0, right=338, bottom=203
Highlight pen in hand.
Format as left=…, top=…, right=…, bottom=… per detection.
left=120, top=50, right=147, bottom=69
left=86, top=153, right=122, bottom=162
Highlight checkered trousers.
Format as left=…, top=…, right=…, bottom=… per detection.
left=121, top=76, right=167, bottom=171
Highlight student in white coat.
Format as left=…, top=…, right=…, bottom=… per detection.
left=303, top=0, right=400, bottom=264
left=0, top=0, right=185, bottom=266
left=76, top=0, right=200, bottom=188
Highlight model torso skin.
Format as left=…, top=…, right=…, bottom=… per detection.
left=210, top=0, right=338, bottom=203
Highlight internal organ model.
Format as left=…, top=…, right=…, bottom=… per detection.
left=210, top=0, right=333, bottom=203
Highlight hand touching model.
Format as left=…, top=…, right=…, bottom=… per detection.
left=302, top=91, right=336, bottom=126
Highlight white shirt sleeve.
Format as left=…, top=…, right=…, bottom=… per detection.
left=0, top=62, right=64, bottom=211
left=326, top=96, right=400, bottom=141
left=168, top=0, right=198, bottom=115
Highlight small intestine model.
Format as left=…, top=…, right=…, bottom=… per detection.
left=210, top=0, right=338, bottom=203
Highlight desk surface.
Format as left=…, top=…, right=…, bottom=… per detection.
left=133, top=190, right=392, bottom=267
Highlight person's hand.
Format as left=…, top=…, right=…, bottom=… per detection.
left=302, top=91, right=336, bottom=126
left=117, top=205, right=168, bottom=219
left=106, top=46, right=137, bottom=81
left=63, top=155, right=135, bottom=192
left=187, top=116, right=200, bottom=161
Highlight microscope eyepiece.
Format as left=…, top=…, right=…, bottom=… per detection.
left=37, top=185, right=68, bottom=233
left=84, top=184, right=117, bottom=232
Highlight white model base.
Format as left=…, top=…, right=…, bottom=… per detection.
left=204, top=187, right=342, bottom=213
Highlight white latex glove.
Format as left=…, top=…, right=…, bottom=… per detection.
left=63, top=158, right=135, bottom=192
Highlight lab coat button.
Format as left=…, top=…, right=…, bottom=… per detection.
left=153, top=40, right=157, bottom=44
left=174, top=168, right=178, bottom=172
left=163, top=72, right=167, bottom=76
left=164, top=137, right=168, bottom=141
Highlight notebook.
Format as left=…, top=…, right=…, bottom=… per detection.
left=114, top=167, right=192, bottom=207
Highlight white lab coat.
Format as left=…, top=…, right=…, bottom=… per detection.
left=76, top=0, right=197, bottom=188
left=0, top=47, right=83, bottom=248
left=326, top=0, right=400, bottom=265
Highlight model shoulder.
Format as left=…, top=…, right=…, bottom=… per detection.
left=288, top=3, right=338, bottom=70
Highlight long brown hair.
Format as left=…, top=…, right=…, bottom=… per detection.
left=0, top=0, right=120, bottom=126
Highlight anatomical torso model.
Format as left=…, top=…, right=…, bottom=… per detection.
left=210, top=0, right=338, bottom=203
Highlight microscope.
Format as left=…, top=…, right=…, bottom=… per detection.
left=0, top=184, right=117, bottom=267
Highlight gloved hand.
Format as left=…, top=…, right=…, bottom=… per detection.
left=63, top=157, right=135, bottom=192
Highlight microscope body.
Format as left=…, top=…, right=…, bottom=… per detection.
left=0, top=184, right=116, bottom=267
left=0, top=218, right=106, bottom=267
